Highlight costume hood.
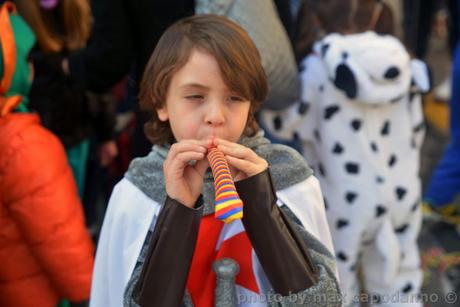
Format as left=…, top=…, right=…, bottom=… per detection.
left=313, top=31, right=430, bottom=105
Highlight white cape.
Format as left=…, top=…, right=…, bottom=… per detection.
left=90, top=176, right=335, bottom=307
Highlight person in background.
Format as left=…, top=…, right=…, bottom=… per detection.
left=0, top=2, right=94, bottom=306
left=260, top=0, right=431, bottom=305
left=40, top=0, right=303, bottom=160
left=424, top=0, right=460, bottom=227
left=63, top=0, right=195, bottom=159
left=293, top=0, right=395, bottom=63
left=14, top=0, right=118, bottom=198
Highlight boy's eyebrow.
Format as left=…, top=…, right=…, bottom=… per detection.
left=180, top=83, right=210, bottom=90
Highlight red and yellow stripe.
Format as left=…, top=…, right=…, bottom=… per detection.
left=207, top=147, right=243, bottom=223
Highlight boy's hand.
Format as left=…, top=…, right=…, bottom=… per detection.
left=214, top=138, right=268, bottom=182
left=163, top=139, right=211, bottom=208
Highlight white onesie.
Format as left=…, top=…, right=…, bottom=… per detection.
left=261, top=32, right=431, bottom=306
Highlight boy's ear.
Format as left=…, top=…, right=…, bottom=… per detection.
left=156, top=106, right=169, bottom=121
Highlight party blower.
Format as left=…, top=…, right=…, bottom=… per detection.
left=207, top=146, right=243, bottom=223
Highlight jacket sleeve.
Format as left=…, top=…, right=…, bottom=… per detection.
left=132, top=196, right=203, bottom=307
left=236, top=169, right=342, bottom=305
left=2, top=126, right=94, bottom=302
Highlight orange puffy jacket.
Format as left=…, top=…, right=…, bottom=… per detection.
left=0, top=113, right=94, bottom=307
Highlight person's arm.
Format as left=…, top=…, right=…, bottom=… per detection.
left=236, top=169, right=318, bottom=295
left=67, top=0, right=134, bottom=92
left=237, top=170, right=342, bottom=306
left=3, top=125, right=94, bottom=302
left=259, top=54, right=320, bottom=145
left=131, top=196, right=203, bottom=307
left=131, top=139, right=210, bottom=307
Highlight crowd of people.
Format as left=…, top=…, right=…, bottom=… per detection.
left=0, top=0, right=459, bottom=306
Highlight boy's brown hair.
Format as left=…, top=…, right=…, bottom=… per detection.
left=139, top=15, right=269, bottom=145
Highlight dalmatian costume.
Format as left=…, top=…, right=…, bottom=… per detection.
left=260, top=32, right=430, bottom=306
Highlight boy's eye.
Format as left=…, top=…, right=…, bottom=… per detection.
left=228, top=95, right=245, bottom=102
left=185, top=94, right=204, bottom=101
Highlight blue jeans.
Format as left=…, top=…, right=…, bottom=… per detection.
left=425, top=42, right=460, bottom=207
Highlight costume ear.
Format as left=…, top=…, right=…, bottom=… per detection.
left=334, top=63, right=358, bottom=99
left=156, top=106, right=169, bottom=121
left=410, top=59, right=432, bottom=94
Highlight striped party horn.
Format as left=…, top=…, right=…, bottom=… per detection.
left=207, top=146, right=243, bottom=223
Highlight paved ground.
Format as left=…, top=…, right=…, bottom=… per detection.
left=419, top=219, right=460, bottom=306
left=418, top=122, right=460, bottom=307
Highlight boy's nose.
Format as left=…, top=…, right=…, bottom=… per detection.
left=205, top=103, right=225, bottom=126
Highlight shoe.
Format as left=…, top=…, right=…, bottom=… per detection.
left=434, top=76, right=451, bottom=102
left=422, top=202, right=460, bottom=226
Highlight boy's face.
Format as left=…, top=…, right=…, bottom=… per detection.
left=157, top=49, right=251, bottom=143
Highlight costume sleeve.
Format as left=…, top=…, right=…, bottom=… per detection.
left=259, top=55, right=319, bottom=144
left=2, top=126, right=94, bottom=302
left=131, top=196, right=203, bottom=307
left=235, top=169, right=342, bottom=305
left=236, top=169, right=316, bottom=294
left=276, top=207, right=342, bottom=306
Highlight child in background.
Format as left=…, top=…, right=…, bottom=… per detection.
left=424, top=0, right=460, bottom=226
left=0, top=2, right=94, bottom=306
left=261, top=0, right=431, bottom=305
left=14, top=0, right=118, bottom=197
left=293, top=0, right=396, bottom=63
left=90, top=15, right=341, bottom=307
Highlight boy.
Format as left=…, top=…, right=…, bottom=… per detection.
left=90, top=15, right=341, bottom=307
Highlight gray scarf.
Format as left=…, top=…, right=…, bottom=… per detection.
left=125, top=131, right=312, bottom=215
